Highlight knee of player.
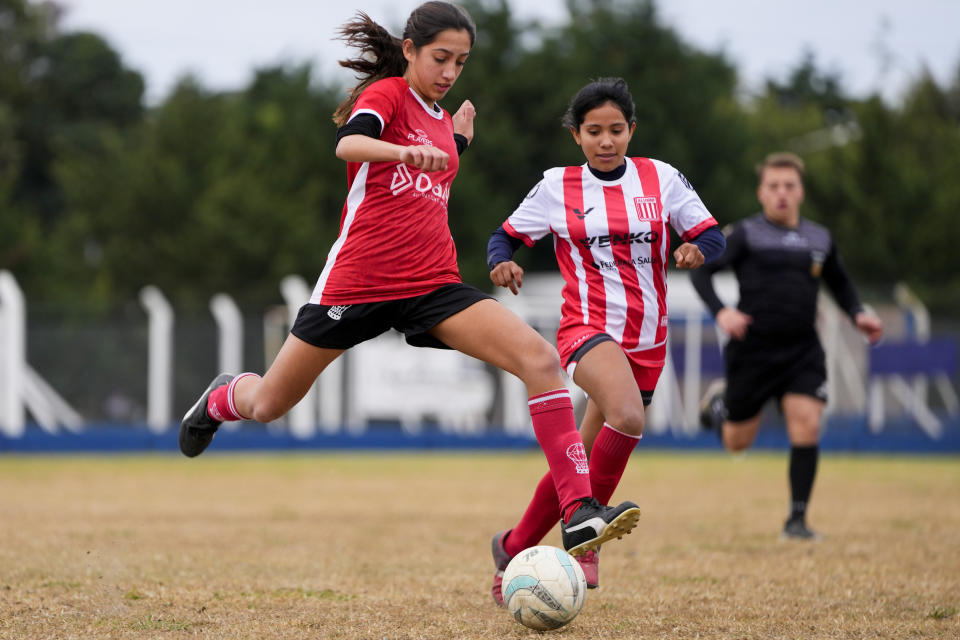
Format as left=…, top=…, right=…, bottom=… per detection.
left=723, top=429, right=751, bottom=452
left=519, top=338, right=563, bottom=380
left=606, top=405, right=646, bottom=437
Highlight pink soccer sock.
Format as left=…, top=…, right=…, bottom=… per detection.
left=206, top=373, right=259, bottom=422
left=503, top=472, right=561, bottom=557
left=505, top=423, right=641, bottom=554
left=588, top=423, right=641, bottom=505
left=528, top=389, right=593, bottom=522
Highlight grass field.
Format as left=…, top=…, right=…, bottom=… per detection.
left=1, top=450, right=958, bottom=639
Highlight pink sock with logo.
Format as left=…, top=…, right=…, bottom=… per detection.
left=527, top=389, right=592, bottom=522
left=206, top=373, right=259, bottom=422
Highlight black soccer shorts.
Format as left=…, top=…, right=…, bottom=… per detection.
left=290, top=283, right=492, bottom=350
left=723, top=333, right=827, bottom=422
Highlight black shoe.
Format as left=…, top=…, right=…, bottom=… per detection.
left=698, top=379, right=727, bottom=432
left=179, top=373, right=234, bottom=457
left=560, top=497, right=641, bottom=556
left=780, top=517, right=822, bottom=541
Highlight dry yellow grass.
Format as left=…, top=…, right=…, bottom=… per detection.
left=0, top=450, right=958, bottom=639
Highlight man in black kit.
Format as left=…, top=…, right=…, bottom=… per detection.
left=691, top=152, right=883, bottom=541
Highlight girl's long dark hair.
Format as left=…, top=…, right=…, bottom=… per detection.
left=562, top=77, right=637, bottom=130
left=333, top=2, right=476, bottom=125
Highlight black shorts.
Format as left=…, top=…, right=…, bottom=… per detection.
left=723, top=334, right=827, bottom=422
left=290, top=283, right=492, bottom=350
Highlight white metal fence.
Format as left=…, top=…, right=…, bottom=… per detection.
left=0, top=269, right=956, bottom=440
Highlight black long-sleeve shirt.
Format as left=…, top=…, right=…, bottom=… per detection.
left=690, top=212, right=863, bottom=340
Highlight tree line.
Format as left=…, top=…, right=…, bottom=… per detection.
left=2, top=0, right=959, bottom=317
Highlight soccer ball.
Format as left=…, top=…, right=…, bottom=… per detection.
left=501, top=545, right=587, bottom=630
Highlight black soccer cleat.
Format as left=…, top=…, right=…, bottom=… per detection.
left=698, top=379, right=727, bottom=432
left=179, top=373, right=234, bottom=458
left=560, top=497, right=641, bottom=557
left=780, top=517, right=822, bottom=542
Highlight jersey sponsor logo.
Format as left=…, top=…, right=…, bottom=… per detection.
left=389, top=163, right=451, bottom=203
left=573, top=206, right=594, bottom=220
left=591, top=255, right=659, bottom=271
left=677, top=172, right=695, bottom=191
left=406, top=128, right=434, bottom=146
left=525, top=181, right=542, bottom=200
left=578, top=230, right=659, bottom=249
left=634, top=196, right=660, bottom=221
left=327, top=305, right=351, bottom=321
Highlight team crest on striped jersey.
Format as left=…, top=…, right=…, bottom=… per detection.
left=634, top=196, right=660, bottom=221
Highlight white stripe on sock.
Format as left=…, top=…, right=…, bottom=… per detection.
left=227, top=373, right=259, bottom=420
left=602, top=422, right=643, bottom=440
left=528, top=390, right=572, bottom=406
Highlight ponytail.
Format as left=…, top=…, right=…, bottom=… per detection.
left=332, top=13, right=406, bottom=126
left=332, top=2, right=476, bottom=126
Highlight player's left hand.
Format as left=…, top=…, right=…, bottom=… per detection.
left=855, top=311, right=884, bottom=344
left=673, top=243, right=704, bottom=269
left=453, top=100, right=476, bottom=145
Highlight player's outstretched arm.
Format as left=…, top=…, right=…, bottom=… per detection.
left=716, top=307, right=752, bottom=340
left=855, top=311, right=884, bottom=344
left=336, top=134, right=450, bottom=172
left=673, top=242, right=705, bottom=269
left=490, top=261, right=525, bottom=295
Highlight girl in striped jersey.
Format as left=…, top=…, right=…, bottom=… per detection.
left=179, top=4, right=642, bottom=558
left=487, top=78, right=726, bottom=603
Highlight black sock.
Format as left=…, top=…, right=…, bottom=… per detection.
left=788, top=445, right=819, bottom=522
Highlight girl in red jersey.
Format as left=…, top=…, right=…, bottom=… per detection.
left=486, top=78, right=726, bottom=603
left=179, top=3, right=641, bottom=558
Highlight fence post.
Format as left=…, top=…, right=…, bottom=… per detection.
left=0, top=271, right=26, bottom=437
left=139, top=286, right=174, bottom=433
left=210, top=294, right=243, bottom=375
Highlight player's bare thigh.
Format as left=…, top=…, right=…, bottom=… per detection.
left=428, top=298, right=563, bottom=395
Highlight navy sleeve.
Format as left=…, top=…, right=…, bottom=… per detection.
left=335, top=113, right=382, bottom=144
left=689, top=225, right=726, bottom=264
left=821, top=242, right=864, bottom=320
left=690, top=223, right=745, bottom=317
left=487, top=226, right=525, bottom=271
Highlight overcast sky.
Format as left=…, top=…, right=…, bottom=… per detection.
left=57, top=0, right=960, bottom=105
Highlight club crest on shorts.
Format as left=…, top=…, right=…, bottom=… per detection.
left=634, top=196, right=660, bottom=221
left=327, top=305, right=350, bottom=321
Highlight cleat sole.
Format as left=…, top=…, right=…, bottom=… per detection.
left=567, top=508, right=641, bottom=556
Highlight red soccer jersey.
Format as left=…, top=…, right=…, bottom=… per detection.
left=310, top=77, right=462, bottom=305
left=503, top=157, right=717, bottom=366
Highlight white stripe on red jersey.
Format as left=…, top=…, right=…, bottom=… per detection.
left=503, top=157, right=717, bottom=364
left=311, top=77, right=462, bottom=305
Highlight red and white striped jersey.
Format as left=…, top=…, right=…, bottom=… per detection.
left=503, top=157, right=717, bottom=365
left=310, top=77, right=462, bottom=305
